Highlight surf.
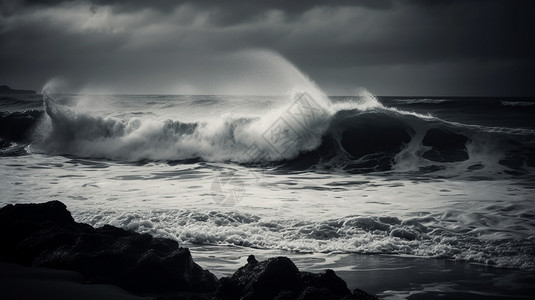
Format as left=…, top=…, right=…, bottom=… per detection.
left=0, top=50, right=532, bottom=178
left=35, top=50, right=335, bottom=162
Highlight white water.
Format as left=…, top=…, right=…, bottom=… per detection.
left=36, top=54, right=386, bottom=163
left=1, top=50, right=534, bottom=274
left=1, top=152, right=534, bottom=270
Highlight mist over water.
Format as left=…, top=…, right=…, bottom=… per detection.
left=35, top=51, right=332, bottom=161
left=33, top=73, right=535, bottom=180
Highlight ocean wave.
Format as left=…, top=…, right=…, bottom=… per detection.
left=0, top=110, right=43, bottom=142
left=1, top=92, right=533, bottom=176
left=35, top=92, right=332, bottom=162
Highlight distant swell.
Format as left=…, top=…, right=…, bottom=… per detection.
left=281, top=108, right=535, bottom=176
left=501, top=100, right=535, bottom=107
left=317, top=109, right=535, bottom=175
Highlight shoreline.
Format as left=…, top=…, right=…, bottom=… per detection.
left=0, top=201, right=376, bottom=299
left=2, top=201, right=533, bottom=299
left=188, top=244, right=535, bottom=298
left=3, top=245, right=534, bottom=299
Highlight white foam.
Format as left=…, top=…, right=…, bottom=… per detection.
left=35, top=50, right=341, bottom=162
left=70, top=206, right=535, bottom=270
left=330, top=89, right=383, bottom=111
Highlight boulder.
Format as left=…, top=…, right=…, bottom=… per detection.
left=0, top=201, right=218, bottom=294
left=0, top=201, right=377, bottom=299
left=217, top=255, right=377, bottom=300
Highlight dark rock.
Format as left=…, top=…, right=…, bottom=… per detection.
left=0, top=201, right=218, bottom=294
left=0, top=85, right=36, bottom=94
left=300, top=269, right=350, bottom=297
left=217, top=255, right=377, bottom=300
left=247, top=254, right=258, bottom=264
left=218, top=256, right=299, bottom=300
left=0, top=201, right=377, bottom=299
left=350, top=288, right=379, bottom=300
left=0, top=200, right=74, bottom=225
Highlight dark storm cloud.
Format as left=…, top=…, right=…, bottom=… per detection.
left=20, top=0, right=395, bottom=13
left=1, top=0, right=534, bottom=95
left=6, top=0, right=396, bottom=26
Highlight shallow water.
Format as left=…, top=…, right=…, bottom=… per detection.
left=188, top=245, right=535, bottom=299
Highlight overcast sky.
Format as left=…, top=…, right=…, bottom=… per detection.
left=1, top=0, right=534, bottom=96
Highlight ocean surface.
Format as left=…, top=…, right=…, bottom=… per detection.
left=1, top=86, right=534, bottom=298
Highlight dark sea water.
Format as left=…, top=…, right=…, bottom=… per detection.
left=1, top=91, right=534, bottom=298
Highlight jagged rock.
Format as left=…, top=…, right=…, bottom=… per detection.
left=0, top=201, right=218, bottom=294
left=247, top=254, right=258, bottom=264
left=217, top=255, right=377, bottom=300
left=0, top=201, right=377, bottom=299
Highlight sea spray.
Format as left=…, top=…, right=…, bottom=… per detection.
left=2, top=86, right=535, bottom=272
left=36, top=50, right=335, bottom=161
left=1, top=50, right=531, bottom=176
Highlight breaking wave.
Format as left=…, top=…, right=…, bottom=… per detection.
left=1, top=91, right=534, bottom=177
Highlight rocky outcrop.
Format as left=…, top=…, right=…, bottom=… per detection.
left=217, top=255, right=377, bottom=300
left=0, top=201, right=377, bottom=299
left=0, top=201, right=218, bottom=294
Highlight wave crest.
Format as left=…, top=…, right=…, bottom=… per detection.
left=0, top=89, right=530, bottom=176
left=37, top=90, right=335, bottom=162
